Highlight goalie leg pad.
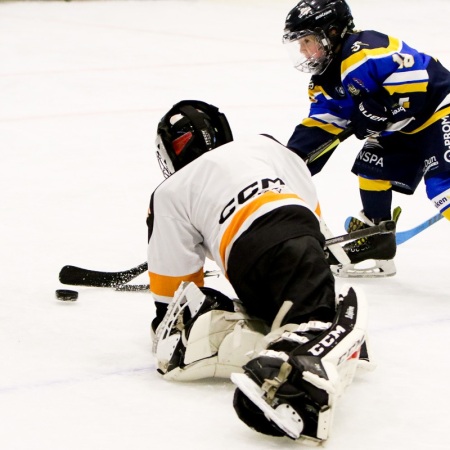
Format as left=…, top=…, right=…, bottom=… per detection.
left=164, top=310, right=266, bottom=381
left=231, top=285, right=368, bottom=443
left=154, top=282, right=267, bottom=381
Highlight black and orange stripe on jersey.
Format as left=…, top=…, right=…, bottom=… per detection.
left=219, top=191, right=321, bottom=272
left=149, top=267, right=204, bottom=299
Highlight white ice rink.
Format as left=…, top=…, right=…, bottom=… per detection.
left=1, top=0, right=449, bottom=449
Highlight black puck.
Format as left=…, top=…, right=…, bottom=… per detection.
left=55, top=289, right=79, bottom=301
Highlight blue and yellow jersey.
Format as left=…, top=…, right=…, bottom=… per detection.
left=288, top=30, right=450, bottom=172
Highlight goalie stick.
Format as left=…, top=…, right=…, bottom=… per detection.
left=58, top=262, right=148, bottom=288
left=58, top=221, right=395, bottom=290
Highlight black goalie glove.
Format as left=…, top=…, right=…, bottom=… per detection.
left=231, top=285, right=368, bottom=444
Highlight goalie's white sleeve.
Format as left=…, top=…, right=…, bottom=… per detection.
left=148, top=135, right=322, bottom=303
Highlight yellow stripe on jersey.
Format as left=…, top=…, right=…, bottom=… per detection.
left=309, top=84, right=332, bottom=102
left=342, top=36, right=402, bottom=76
left=301, top=117, right=345, bottom=135
left=149, top=267, right=204, bottom=297
left=401, top=105, right=450, bottom=134
left=358, top=177, right=392, bottom=191
left=384, top=81, right=428, bottom=95
left=442, top=208, right=450, bottom=220
left=219, top=191, right=307, bottom=271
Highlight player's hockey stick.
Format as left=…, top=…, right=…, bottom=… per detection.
left=325, top=219, right=395, bottom=246
left=59, top=221, right=394, bottom=290
left=305, top=127, right=354, bottom=165
left=344, top=212, right=444, bottom=245
left=395, top=213, right=443, bottom=244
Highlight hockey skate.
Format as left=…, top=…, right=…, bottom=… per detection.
left=330, top=207, right=401, bottom=278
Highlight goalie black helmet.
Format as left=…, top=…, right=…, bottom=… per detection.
left=283, top=0, right=354, bottom=75
left=156, top=100, right=233, bottom=178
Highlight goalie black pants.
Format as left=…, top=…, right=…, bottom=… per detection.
left=227, top=206, right=336, bottom=327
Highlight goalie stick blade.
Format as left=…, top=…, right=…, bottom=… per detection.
left=59, top=262, right=148, bottom=288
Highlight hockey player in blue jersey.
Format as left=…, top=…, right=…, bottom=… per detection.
left=283, top=0, right=450, bottom=277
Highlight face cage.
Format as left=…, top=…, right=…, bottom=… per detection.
left=282, top=30, right=333, bottom=75
left=155, top=134, right=176, bottom=179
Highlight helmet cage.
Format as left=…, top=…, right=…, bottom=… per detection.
left=283, top=1, right=354, bottom=74
left=282, top=29, right=333, bottom=74
left=155, top=133, right=176, bottom=179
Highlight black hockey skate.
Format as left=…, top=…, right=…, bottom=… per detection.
left=330, top=207, right=401, bottom=278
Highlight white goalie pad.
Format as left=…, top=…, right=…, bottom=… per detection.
left=153, top=281, right=267, bottom=381
left=165, top=314, right=266, bottom=381
left=153, top=281, right=206, bottom=356
left=318, top=285, right=368, bottom=395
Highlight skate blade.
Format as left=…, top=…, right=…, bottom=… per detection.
left=331, top=259, right=396, bottom=278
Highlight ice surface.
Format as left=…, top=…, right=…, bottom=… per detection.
left=1, top=1, right=449, bottom=449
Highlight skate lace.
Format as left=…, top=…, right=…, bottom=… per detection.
left=344, top=217, right=372, bottom=253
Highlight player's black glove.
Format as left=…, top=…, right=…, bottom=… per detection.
left=352, top=97, right=392, bottom=140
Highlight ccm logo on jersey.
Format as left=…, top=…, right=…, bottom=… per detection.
left=219, top=178, right=285, bottom=224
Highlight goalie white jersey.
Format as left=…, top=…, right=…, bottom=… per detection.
left=147, top=135, right=322, bottom=303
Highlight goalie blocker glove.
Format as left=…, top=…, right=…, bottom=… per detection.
left=231, top=285, right=368, bottom=443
